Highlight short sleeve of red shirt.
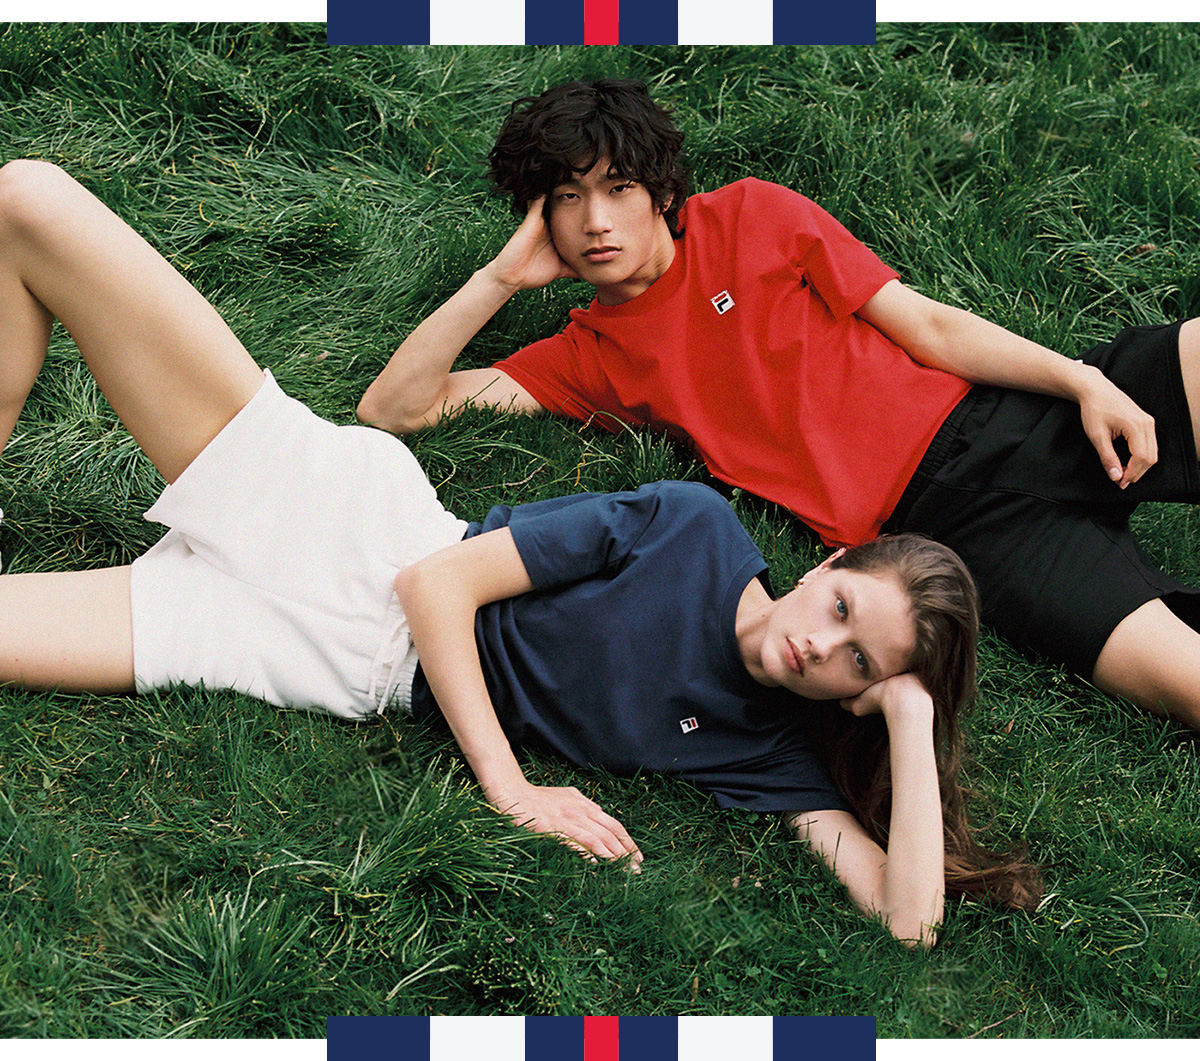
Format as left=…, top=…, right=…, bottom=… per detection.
left=729, top=178, right=897, bottom=318
left=495, top=330, right=600, bottom=422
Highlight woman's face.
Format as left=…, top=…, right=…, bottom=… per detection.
left=757, top=558, right=918, bottom=701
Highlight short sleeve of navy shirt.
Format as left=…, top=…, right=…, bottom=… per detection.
left=409, top=482, right=850, bottom=815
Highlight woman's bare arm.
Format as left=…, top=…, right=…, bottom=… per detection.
left=394, top=528, right=642, bottom=866
left=789, top=674, right=944, bottom=947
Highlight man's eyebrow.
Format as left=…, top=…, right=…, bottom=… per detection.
left=842, top=584, right=876, bottom=677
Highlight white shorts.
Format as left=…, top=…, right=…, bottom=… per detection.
left=129, top=372, right=467, bottom=719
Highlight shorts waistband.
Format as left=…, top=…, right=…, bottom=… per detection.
left=885, top=387, right=986, bottom=532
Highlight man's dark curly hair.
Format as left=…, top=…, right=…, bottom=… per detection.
left=488, top=79, right=690, bottom=237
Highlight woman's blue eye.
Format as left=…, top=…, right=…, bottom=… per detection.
left=855, top=650, right=868, bottom=674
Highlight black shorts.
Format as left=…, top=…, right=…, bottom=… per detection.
left=888, top=320, right=1200, bottom=678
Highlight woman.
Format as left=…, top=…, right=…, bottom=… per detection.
left=0, top=160, right=1037, bottom=948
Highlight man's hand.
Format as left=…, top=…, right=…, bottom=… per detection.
left=485, top=195, right=580, bottom=294
left=1075, top=366, right=1158, bottom=489
left=488, top=779, right=643, bottom=870
left=856, top=281, right=1158, bottom=490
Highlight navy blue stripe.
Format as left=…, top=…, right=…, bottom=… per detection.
left=773, top=1016, right=877, bottom=1059
left=620, top=1015, right=677, bottom=1061
left=620, top=0, right=677, bottom=44
left=526, top=0, right=584, bottom=44
left=326, top=1016, right=430, bottom=1059
left=327, top=0, right=430, bottom=45
left=526, top=1015, right=585, bottom=1060
left=772, top=0, right=876, bottom=44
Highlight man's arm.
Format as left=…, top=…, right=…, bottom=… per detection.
left=789, top=674, right=944, bottom=948
left=394, top=527, right=643, bottom=867
left=358, top=196, right=574, bottom=434
left=857, top=279, right=1158, bottom=488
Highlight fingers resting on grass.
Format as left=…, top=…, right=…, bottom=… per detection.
left=490, top=780, right=643, bottom=870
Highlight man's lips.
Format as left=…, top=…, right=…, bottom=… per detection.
left=582, top=245, right=619, bottom=262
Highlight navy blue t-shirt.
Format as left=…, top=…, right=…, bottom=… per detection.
left=410, top=482, right=850, bottom=815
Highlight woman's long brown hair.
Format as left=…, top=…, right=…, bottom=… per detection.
left=813, top=535, right=1042, bottom=911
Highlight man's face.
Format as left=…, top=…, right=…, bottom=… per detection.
left=758, top=558, right=918, bottom=702
left=547, top=158, right=675, bottom=306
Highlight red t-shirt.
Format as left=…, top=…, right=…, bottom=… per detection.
left=496, top=178, right=970, bottom=546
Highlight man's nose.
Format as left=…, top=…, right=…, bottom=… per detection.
left=584, top=198, right=611, bottom=232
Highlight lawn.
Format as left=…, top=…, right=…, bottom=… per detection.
left=1, top=23, right=1199, bottom=1037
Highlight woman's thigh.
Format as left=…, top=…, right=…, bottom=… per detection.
left=0, top=565, right=134, bottom=692
left=0, top=160, right=263, bottom=483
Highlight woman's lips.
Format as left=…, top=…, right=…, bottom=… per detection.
left=786, top=638, right=805, bottom=675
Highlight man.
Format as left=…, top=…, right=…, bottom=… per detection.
left=358, top=79, right=1200, bottom=730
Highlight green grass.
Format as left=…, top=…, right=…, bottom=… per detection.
left=2, top=23, right=1200, bottom=1037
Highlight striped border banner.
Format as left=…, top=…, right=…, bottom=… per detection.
left=326, top=0, right=876, bottom=46
left=326, top=1015, right=877, bottom=1060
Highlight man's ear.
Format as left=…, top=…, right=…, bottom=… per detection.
left=659, top=194, right=673, bottom=215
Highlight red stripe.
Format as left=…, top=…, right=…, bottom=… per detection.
left=584, top=1016, right=619, bottom=1061
left=584, top=0, right=619, bottom=44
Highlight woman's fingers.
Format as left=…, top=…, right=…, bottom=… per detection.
left=499, top=784, right=643, bottom=868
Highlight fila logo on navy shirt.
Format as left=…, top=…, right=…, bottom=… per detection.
left=680, top=716, right=699, bottom=733
left=710, top=290, right=734, bottom=314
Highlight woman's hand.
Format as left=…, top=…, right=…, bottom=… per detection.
left=840, top=672, right=935, bottom=723
left=483, top=195, right=580, bottom=293
left=488, top=778, right=643, bottom=870
left=803, top=673, right=942, bottom=947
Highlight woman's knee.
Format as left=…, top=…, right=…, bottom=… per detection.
left=0, top=159, right=75, bottom=247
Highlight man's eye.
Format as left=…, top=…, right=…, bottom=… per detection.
left=835, top=597, right=847, bottom=618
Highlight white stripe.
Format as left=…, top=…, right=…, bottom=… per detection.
left=678, top=1016, right=773, bottom=1061
left=429, top=0, right=526, bottom=44
left=431, top=1015, right=525, bottom=1061
left=677, top=0, right=773, bottom=45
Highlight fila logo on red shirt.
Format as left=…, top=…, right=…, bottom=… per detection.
left=710, top=289, right=735, bottom=314
left=679, top=716, right=699, bottom=733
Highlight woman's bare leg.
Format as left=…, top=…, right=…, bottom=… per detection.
left=0, top=159, right=264, bottom=482
left=0, top=161, right=266, bottom=693
left=0, top=567, right=134, bottom=692
left=0, top=236, right=51, bottom=452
